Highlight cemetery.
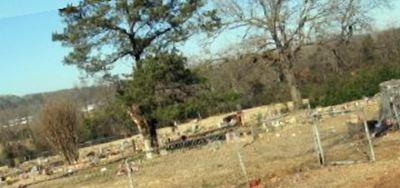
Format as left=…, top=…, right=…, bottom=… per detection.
left=2, top=80, right=400, bottom=187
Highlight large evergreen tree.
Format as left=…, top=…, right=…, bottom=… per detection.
left=53, top=0, right=218, bottom=158
left=53, top=0, right=218, bottom=73
left=118, top=52, right=199, bottom=155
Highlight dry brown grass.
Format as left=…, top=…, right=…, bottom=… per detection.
left=10, top=99, right=400, bottom=188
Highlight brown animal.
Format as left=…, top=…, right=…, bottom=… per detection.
left=222, top=111, right=244, bottom=126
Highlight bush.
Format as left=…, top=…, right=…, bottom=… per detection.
left=0, top=142, right=34, bottom=167
left=36, top=98, right=82, bottom=164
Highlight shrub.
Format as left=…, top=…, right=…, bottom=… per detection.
left=37, top=98, right=82, bottom=164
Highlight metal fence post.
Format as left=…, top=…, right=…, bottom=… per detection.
left=360, top=111, right=376, bottom=162
left=308, top=105, right=325, bottom=165
left=125, top=160, right=134, bottom=188
left=311, top=114, right=325, bottom=165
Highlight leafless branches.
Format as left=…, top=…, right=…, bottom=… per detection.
left=212, top=0, right=392, bottom=108
left=37, top=98, right=82, bottom=164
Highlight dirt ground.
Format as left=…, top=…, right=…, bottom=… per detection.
left=8, top=100, right=400, bottom=188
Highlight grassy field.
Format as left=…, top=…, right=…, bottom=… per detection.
left=7, top=99, right=400, bottom=188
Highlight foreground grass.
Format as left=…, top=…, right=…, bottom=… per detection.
left=20, top=102, right=400, bottom=188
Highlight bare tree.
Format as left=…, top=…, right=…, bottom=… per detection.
left=37, top=98, right=82, bottom=164
left=326, top=0, right=391, bottom=71
left=213, top=0, right=391, bottom=108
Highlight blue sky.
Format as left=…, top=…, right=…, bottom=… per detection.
left=0, top=1, right=400, bottom=96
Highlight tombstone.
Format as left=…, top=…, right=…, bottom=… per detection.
left=364, top=97, right=371, bottom=104
left=91, top=156, right=100, bottom=166
left=41, top=167, right=53, bottom=176
left=191, top=124, right=200, bottom=133
left=100, top=167, right=107, bottom=173
left=19, top=172, right=29, bottom=180
left=143, top=139, right=154, bottom=159
left=270, top=109, right=278, bottom=117
left=37, top=157, right=43, bottom=166
left=262, top=122, right=269, bottom=132
left=287, top=101, right=295, bottom=112
left=225, top=131, right=238, bottom=143
left=236, top=104, right=242, bottom=111
left=116, top=163, right=128, bottom=176
left=30, top=166, right=39, bottom=174
left=353, top=101, right=360, bottom=109
left=287, top=117, right=297, bottom=124
left=65, top=168, right=75, bottom=176
left=172, top=121, right=179, bottom=132
left=120, top=140, right=130, bottom=157
left=131, top=139, right=137, bottom=154
left=129, top=162, right=139, bottom=172
left=270, top=120, right=282, bottom=131
left=160, top=149, right=168, bottom=156
left=135, top=139, right=145, bottom=152
left=98, top=148, right=106, bottom=159
left=86, top=151, right=100, bottom=166
left=302, top=99, right=310, bottom=108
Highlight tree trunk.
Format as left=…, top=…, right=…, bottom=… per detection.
left=127, top=105, right=158, bottom=159
left=149, top=122, right=159, bottom=149
left=142, top=133, right=155, bottom=159
left=326, top=41, right=349, bottom=73
left=331, top=47, right=348, bottom=72
left=281, top=64, right=303, bottom=109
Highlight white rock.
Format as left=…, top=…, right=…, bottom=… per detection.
left=160, top=149, right=168, bottom=156
left=288, top=117, right=297, bottom=124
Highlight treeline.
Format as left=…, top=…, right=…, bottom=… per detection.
left=191, top=28, right=400, bottom=110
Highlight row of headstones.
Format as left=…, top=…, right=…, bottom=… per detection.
left=312, top=97, right=375, bottom=118
left=161, top=99, right=311, bottom=135
left=124, top=97, right=376, bottom=159
left=130, top=98, right=374, bottom=155
left=241, top=99, right=312, bottom=132
left=252, top=97, right=377, bottom=138
left=150, top=99, right=314, bottom=150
